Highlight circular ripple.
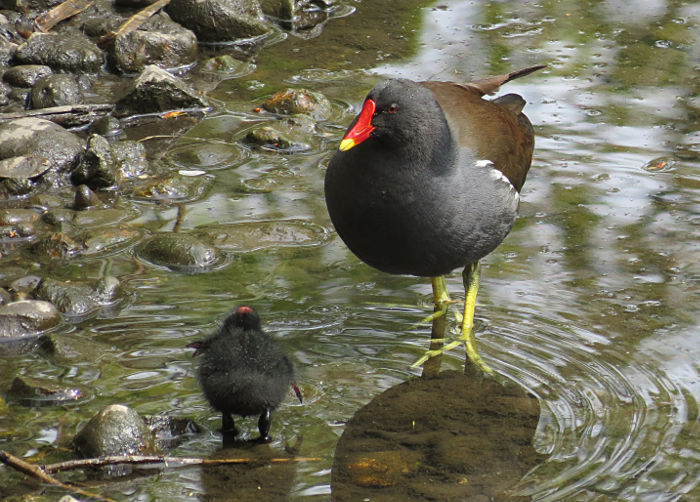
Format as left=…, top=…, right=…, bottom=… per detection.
left=471, top=308, right=698, bottom=501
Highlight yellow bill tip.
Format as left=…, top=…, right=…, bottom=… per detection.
left=339, top=138, right=356, bottom=151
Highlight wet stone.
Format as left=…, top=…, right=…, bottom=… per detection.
left=0, top=155, right=51, bottom=179
left=31, top=226, right=140, bottom=259
left=0, top=222, right=35, bottom=249
left=14, top=32, right=104, bottom=72
left=137, top=232, right=222, bottom=272
left=7, top=375, right=83, bottom=406
left=244, top=126, right=296, bottom=150
left=0, top=37, right=17, bottom=66
left=0, top=208, right=41, bottom=225
left=90, top=115, right=122, bottom=137
left=35, top=276, right=122, bottom=317
left=143, top=415, right=200, bottom=451
left=243, top=114, right=316, bottom=152
left=261, top=88, right=332, bottom=119
left=111, top=140, right=148, bottom=180
left=132, top=172, right=212, bottom=202
left=108, top=12, right=197, bottom=74
left=114, top=65, right=209, bottom=118
left=199, top=54, right=255, bottom=76
left=0, top=118, right=85, bottom=180
left=71, top=134, right=117, bottom=188
left=167, top=0, right=270, bottom=43
left=287, top=2, right=330, bottom=31
left=73, top=404, right=156, bottom=458
left=2, top=64, right=52, bottom=87
left=260, top=0, right=296, bottom=19
left=0, top=299, right=61, bottom=337
left=73, top=184, right=103, bottom=210
left=9, top=275, right=43, bottom=297
left=30, top=74, right=84, bottom=109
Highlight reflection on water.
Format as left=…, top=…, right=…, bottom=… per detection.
left=1, top=0, right=698, bottom=501
left=332, top=370, right=545, bottom=501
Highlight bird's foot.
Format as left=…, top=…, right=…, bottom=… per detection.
left=416, top=298, right=459, bottom=325
left=411, top=339, right=462, bottom=367
left=460, top=331, right=494, bottom=375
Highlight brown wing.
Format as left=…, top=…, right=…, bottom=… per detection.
left=420, top=65, right=543, bottom=192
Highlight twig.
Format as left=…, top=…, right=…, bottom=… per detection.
left=0, top=450, right=115, bottom=502
left=35, top=0, right=94, bottom=32
left=43, top=454, right=323, bottom=473
left=172, top=204, right=185, bottom=233
left=0, top=103, right=114, bottom=127
left=97, top=0, right=171, bottom=48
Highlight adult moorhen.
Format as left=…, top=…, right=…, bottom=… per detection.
left=324, top=65, right=545, bottom=374
left=187, top=305, right=302, bottom=441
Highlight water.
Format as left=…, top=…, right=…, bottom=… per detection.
left=1, top=0, right=699, bottom=500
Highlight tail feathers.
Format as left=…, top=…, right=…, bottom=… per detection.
left=465, top=64, right=546, bottom=95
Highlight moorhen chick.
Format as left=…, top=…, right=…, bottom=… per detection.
left=187, top=305, right=302, bottom=441
left=324, top=65, right=545, bottom=374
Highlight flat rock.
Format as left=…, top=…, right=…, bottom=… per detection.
left=0, top=118, right=84, bottom=178
left=192, top=219, right=329, bottom=252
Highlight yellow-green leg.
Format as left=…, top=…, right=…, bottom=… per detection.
left=420, top=276, right=449, bottom=376
left=412, top=276, right=461, bottom=368
left=461, top=262, right=493, bottom=374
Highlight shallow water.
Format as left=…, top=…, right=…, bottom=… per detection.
left=1, top=0, right=699, bottom=500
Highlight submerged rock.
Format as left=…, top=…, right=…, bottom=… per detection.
left=143, top=415, right=200, bottom=451
left=132, top=171, right=212, bottom=202
left=137, top=232, right=222, bottom=272
left=192, top=219, right=329, bottom=252
left=0, top=300, right=61, bottom=337
left=7, top=375, right=83, bottom=406
left=0, top=299, right=61, bottom=354
left=31, top=226, right=140, bottom=259
left=35, top=276, right=122, bottom=317
left=74, top=404, right=156, bottom=458
left=261, top=88, right=332, bottom=119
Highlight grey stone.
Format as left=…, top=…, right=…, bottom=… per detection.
left=114, top=65, right=209, bottom=117
left=30, top=74, right=84, bottom=109
left=73, top=404, right=156, bottom=457
left=108, top=12, right=197, bottom=74
left=14, top=32, right=103, bottom=72
left=2, top=64, right=52, bottom=87
left=167, top=0, right=270, bottom=43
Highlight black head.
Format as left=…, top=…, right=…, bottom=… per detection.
left=223, top=305, right=261, bottom=332
left=339, top=79, right=447, bottom=152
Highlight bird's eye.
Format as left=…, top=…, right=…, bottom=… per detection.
left=387, top=103, right=399, bottom=114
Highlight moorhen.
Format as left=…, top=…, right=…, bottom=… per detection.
left=187, top=305, right=302, bottom=441
left=324, top=65, right=545, bottom=374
